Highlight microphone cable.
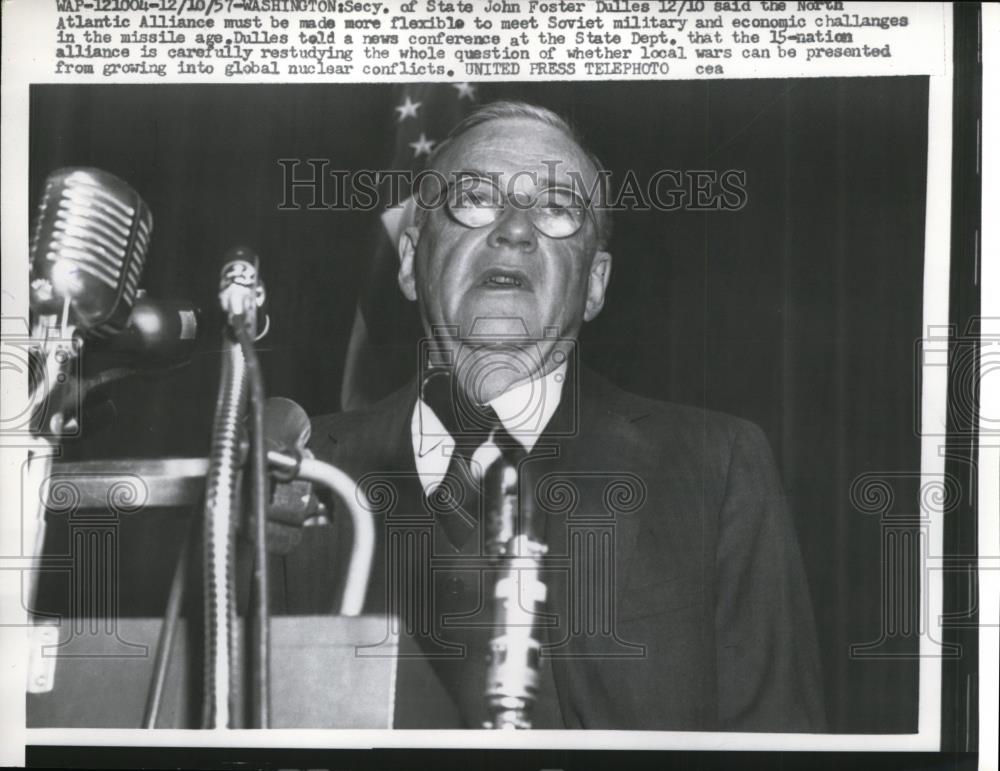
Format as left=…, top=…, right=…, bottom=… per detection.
left=234, top=320, right=270, bottom=729
left=201, top=320, right=248, bottom=729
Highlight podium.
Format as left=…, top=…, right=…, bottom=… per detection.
left=26, top=615, right=461, bottom=729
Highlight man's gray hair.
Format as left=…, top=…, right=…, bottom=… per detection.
left=425, top=100, right=613, bottom=247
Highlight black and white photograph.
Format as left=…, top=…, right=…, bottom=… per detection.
left=0, top=2, right=995, bottom=770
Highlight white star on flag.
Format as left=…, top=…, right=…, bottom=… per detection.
left=409, top=132, right=436, bottom=158
left=452, top=82, right=477, bottom=101
left=395, top=95, right=421, bottom=122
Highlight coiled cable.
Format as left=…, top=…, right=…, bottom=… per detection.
left=201, top=326, right=248, bottom=728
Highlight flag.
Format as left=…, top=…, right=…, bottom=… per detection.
left=340, top=83, right=483, bottom=412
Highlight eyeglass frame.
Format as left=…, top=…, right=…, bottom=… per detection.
left=424, top=171, right=603, bottom=240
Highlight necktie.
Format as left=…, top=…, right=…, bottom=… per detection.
left=421, top=370, right=525, bottom=551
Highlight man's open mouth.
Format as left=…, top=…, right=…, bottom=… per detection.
left=479, top=268, right=531, bottom=290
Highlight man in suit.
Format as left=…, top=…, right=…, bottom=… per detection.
left=275, top=101, right=826, bottom=731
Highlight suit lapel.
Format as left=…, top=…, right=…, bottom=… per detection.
left=547, top=365, right=647, bottom=587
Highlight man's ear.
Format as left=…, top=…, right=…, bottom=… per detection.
left=583, top=249, right=612, bottom=322
left=397, top=225, right=420, bottom=302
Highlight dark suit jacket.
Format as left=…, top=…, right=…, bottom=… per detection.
left=271, top=363, right=826, bottom=732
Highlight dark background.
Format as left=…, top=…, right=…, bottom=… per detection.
left=31, top=78, right=928, bottom=733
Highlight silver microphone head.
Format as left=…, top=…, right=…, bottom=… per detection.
left=30, top=168, right=153, bottom=338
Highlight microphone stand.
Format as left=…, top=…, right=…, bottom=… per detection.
left=201, top=252, right=267, bottom=729
left=23, top=310, right=79, bottom=630
left=483, top=461, right=548, bottom=730
left=142, top=515, right=194, bottom=728
left=138, top=446, right=376, bottom=728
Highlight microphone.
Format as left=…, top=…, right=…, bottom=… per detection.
left=30, top=168, right=153, bottom=338
left=261, top=397, right=322, bottom=555
left=219, top=246, right=265, bottom=328
left=482, top=459, right=548, bottom=730
left=260, top=396, right=374, bottom=615
left=105, top=293, right=199, bottom=360
left=263, top=396, right=311, bottom=457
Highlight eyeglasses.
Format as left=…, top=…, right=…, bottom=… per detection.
left=441, top=174, right=599, bottom=240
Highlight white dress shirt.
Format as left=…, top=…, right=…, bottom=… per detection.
left=410, top=362, right=568, bottom=495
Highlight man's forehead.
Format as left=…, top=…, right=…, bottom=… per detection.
left=435, top=117, right=598, bottom=187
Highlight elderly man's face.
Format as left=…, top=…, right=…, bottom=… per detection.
left=397, top=117, right=612, bottom=395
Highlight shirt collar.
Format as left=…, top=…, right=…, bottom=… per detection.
left=413, top=361, right=568, bottom=461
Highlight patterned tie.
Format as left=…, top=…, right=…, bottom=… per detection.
left=420, top=369, right=525, bottom=551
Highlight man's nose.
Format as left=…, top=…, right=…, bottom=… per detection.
left=486, top=205, right=537, bottom=253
